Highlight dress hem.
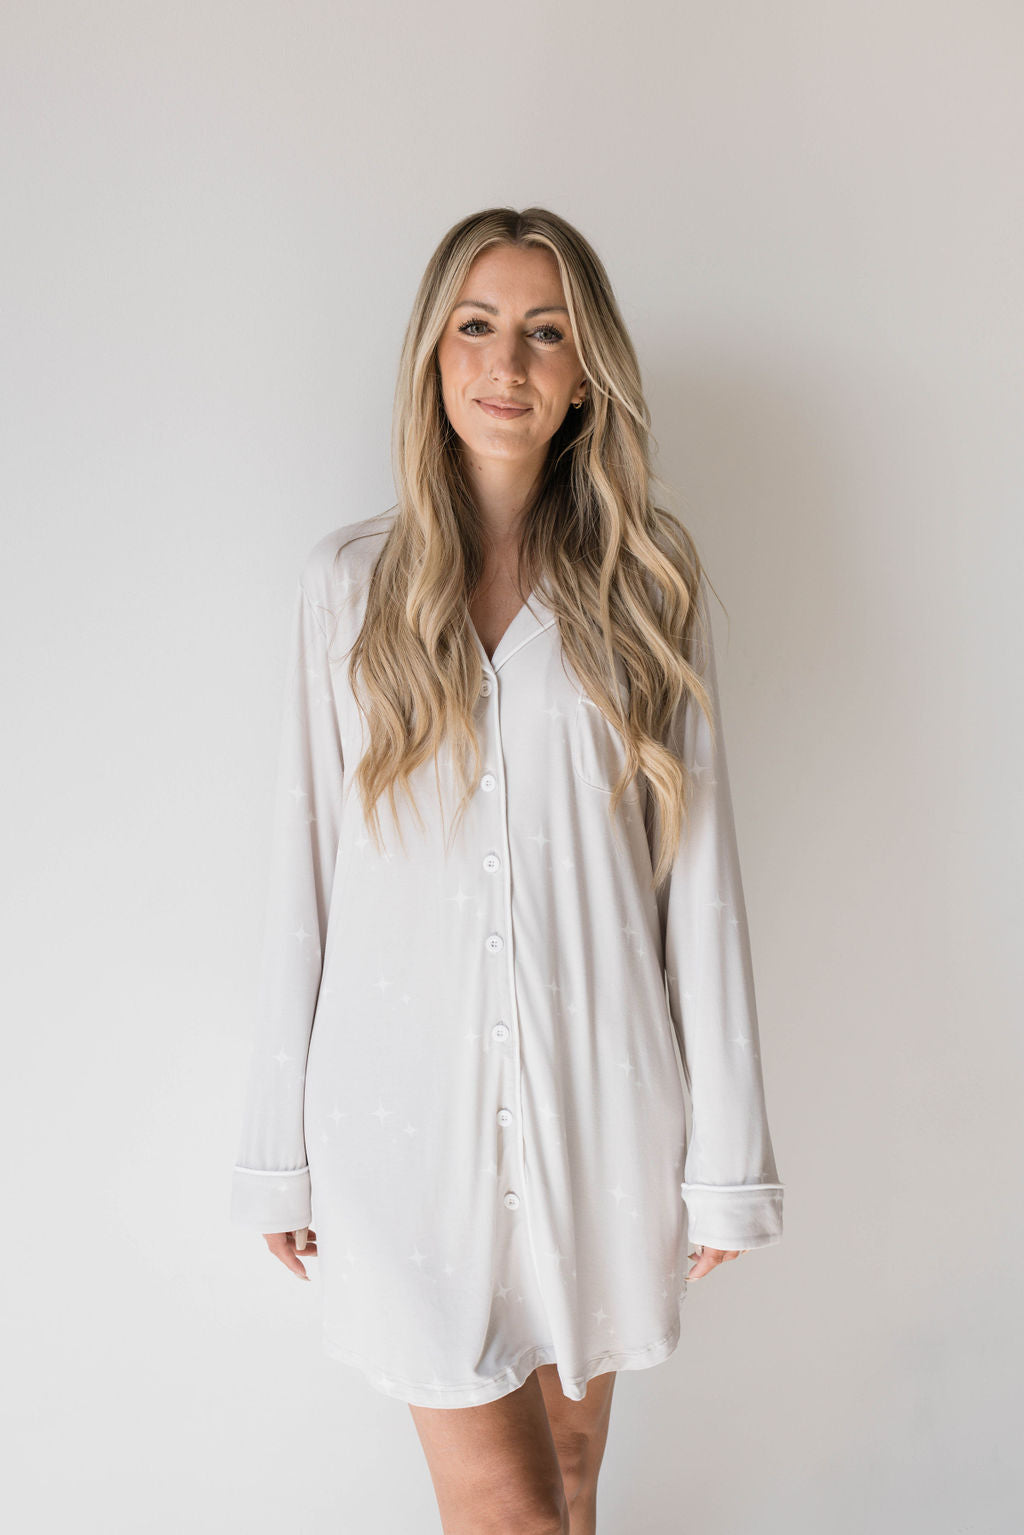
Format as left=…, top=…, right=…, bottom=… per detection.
left=320, top=1290, right=688, bottom=1408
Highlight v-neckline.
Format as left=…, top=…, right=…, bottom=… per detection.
left=468, top=584, right=557, bottom=672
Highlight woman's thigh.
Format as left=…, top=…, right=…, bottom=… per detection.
left=407, top=1366, right=617, bottom=1533
left=408, top=1369, right=570, bottom=1534
left=534, top=1365, right=617, bottom=1504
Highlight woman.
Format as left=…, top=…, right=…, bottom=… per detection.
left=230, top=206, right=784, bottom=1534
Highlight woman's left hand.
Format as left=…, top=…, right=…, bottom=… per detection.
left=686, top=1244, right=749, bottom=1280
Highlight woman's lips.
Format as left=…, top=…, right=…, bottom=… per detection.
left=475, top=400, right=532, bottom=419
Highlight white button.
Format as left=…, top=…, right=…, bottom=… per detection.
left=503, top=1191, right=520, bottom=1209
left=496, top=1108, right=514, bottom=1126
left=492, top=1022, right=510, bottom=1042
left=482, top=852, right=501, bottom=873
left=480, top=773, right=497, bottom=792
left=486, top=933, right=504, bottom=954
left=480, top=678, right=492, bottom=696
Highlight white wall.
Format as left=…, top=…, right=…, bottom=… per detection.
left=2, top=3, right=1019, bottom=1530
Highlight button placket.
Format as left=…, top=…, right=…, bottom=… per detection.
left=477, top=670, right=527, bottom=1222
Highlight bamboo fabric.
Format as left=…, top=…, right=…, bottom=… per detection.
left=230, top=509, right=784, bottom=1407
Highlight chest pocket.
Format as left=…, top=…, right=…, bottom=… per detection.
left=572, top=691, right=630, bottom=793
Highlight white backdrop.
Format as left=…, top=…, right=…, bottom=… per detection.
left=2, top=3, right=1020, bottom=1531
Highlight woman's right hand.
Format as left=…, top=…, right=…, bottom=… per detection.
left=262, top=1227, right=317, bottom=1280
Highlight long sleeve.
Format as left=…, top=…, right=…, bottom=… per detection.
left=659, top=577, right=784, bottom=1251
left=230, top=578, right=344, bottom=1233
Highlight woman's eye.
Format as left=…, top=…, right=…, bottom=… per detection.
left=456, top=319, right=564, bottom=344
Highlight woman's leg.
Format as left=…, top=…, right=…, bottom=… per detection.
left=408, top=1368, right=569, bottom=1534
left=535, top=1365, right=617, bottom=1535
left=407, top=1366, right=617, bottom=1535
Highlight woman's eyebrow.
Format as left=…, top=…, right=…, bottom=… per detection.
left=454, top=301, right=569, bottom=318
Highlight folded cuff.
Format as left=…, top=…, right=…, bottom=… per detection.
left=680, top=1182, right=784, bottom=1250
left=231, top=1165, right=312, bottom=1234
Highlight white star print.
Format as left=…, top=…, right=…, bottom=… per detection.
left=232, top=525, right=783, bottom=1403
left=728, top=1034, right=760, bottom=1059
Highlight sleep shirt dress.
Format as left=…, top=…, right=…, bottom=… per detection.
left=230, top=507, right=784, bottom=1408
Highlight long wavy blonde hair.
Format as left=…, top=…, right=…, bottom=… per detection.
left=343, top=205, right=719, bottom=892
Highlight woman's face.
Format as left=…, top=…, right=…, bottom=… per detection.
left=435, top=244, right=586, bottom=470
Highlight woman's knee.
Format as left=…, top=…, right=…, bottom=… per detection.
left=446, top=1488, right=569, bottom=1535
left=549, top=1429, right=593, bottom=1506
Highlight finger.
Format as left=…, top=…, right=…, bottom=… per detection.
left=280, top=1248, right=311, bottom=1280
left=687, top=1246, right=728, bottom=1280
left=262, top=1233, right=313, bottom=1280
